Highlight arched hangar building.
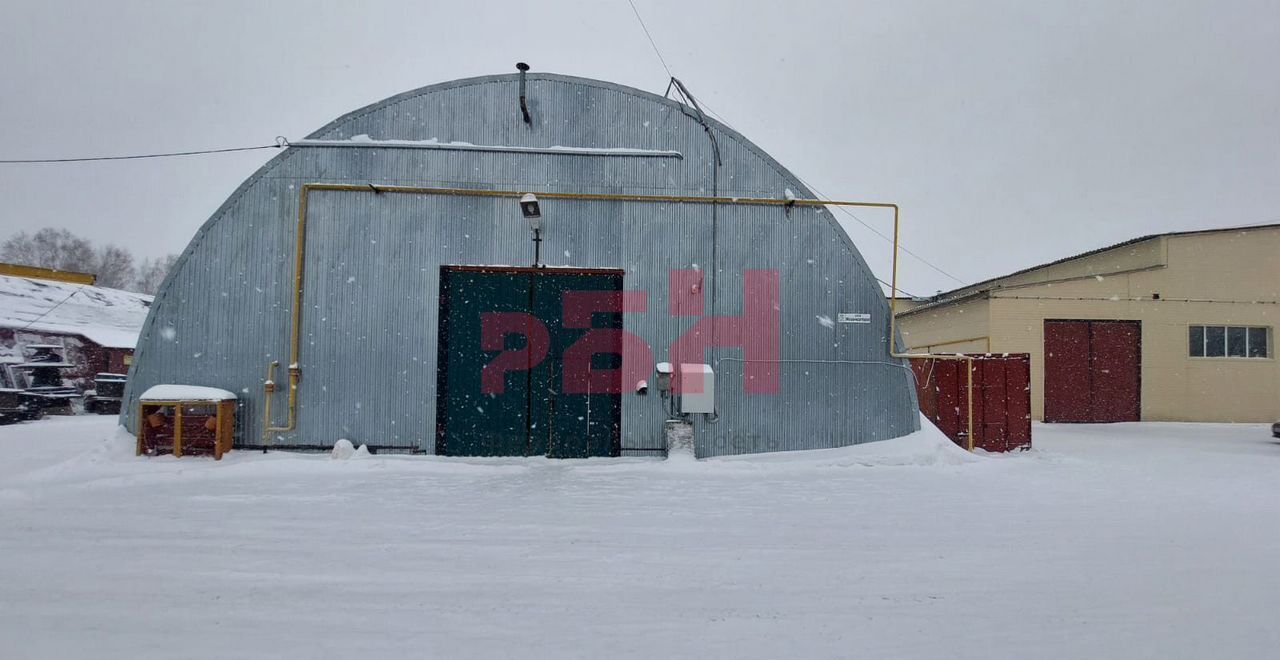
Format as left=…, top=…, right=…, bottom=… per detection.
left=121, top=71, right=919, bottom=458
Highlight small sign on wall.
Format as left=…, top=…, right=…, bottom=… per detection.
left=837, top=312, right=871, bottom=324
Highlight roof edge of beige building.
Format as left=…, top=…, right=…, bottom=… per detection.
left=895, top=224, right=1279, bottom=423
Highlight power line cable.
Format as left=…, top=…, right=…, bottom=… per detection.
left=0, top=137, right=289, bottom=164
left=625, top=0, right=674, bottom=79
left=879, top=280, right=919, bottom=299
left=993, top=294, right=1279, bottom=305
left=694, top=96, right=968, bottom=289
left=617, top=6, right=946, bottom=298
left=17, top=286, right=84, bottom=331
left=622, top=0, right=938, bottom=290
left=793, top=174, right=969, bottom=287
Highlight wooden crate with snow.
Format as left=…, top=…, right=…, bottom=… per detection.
left=136, top=385, right=237, bottom=460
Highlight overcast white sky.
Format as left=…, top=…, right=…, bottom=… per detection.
left=1, top=0, right=1277, bottom=296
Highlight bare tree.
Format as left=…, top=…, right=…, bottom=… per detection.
left=93, top=245, right=137, bottom=289
left=1, top=228, right=178, bottom=294
left=0, top=232, right=37, bottom=266
left=1, top=228, right=95, bottom=273
left=133, top=254, right=178, bottom=294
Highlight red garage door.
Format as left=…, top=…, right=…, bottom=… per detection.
left=1044, top=320, right=1141, bottom=423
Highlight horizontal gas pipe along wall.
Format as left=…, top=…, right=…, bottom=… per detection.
left=261, top=183, right=977, bottom=449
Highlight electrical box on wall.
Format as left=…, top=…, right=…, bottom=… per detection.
left=679, top=363, right=715, bottom=414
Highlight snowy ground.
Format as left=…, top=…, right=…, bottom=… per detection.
left=0, top=416, right=1276, bottom=659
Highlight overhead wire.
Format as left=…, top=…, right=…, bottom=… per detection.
left=0, top=137, right=290, bottom=164
left=992, top=294, right=1279, bottom=305
left=694, top=96, right=960, bottom=295
left=17, top=285, right=85, bottom=331
left=620, top=1, right=941, bottom=297
left=685, top=96, right=923, bottom=297
left=625, top=0, right=673, bottom=79
left=791, top=172, right=969, bottom=287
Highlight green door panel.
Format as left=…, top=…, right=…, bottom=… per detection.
left=437, top=267, right=622, bottom=458
left=533, top=272, right=623, bottom=458
left=437, top=269, right=533, bottom=457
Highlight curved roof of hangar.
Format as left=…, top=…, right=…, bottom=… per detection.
left=196, top=71, right=878, bottom=270
left=300, top=72, right=803, bottom=184
left=184, top=71, right=880, bottom=293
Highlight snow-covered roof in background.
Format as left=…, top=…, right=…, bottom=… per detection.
left=0, top=274, right=152, bottom=349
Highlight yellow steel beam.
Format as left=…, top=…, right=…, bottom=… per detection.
left=0, top=262, right=97, bottom=285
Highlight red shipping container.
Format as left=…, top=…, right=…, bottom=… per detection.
left=910, top=354, right=1032, bottom=452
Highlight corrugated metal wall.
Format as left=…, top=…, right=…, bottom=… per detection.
left=121, top=73, right=919, bottom=456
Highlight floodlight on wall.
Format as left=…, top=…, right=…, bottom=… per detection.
left=520, top=193, right=541, bottom=227
left=519, top=193, right=543, bottom=266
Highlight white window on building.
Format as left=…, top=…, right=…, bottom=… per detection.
left=1189, top=325, right=1269, bottom=358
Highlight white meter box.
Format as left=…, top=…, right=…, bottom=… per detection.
left=679, top=363, right=715, bottom=414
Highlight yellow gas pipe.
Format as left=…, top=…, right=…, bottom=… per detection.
left=261, top=183, right=977, bottom=449
left=885, top=204, right=977, bottom=451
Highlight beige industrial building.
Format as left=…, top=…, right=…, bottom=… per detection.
left=896, top=224, right=1279, bottom=423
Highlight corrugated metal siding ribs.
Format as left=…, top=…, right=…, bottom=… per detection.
left=121, top=72, right=918, bottom=456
